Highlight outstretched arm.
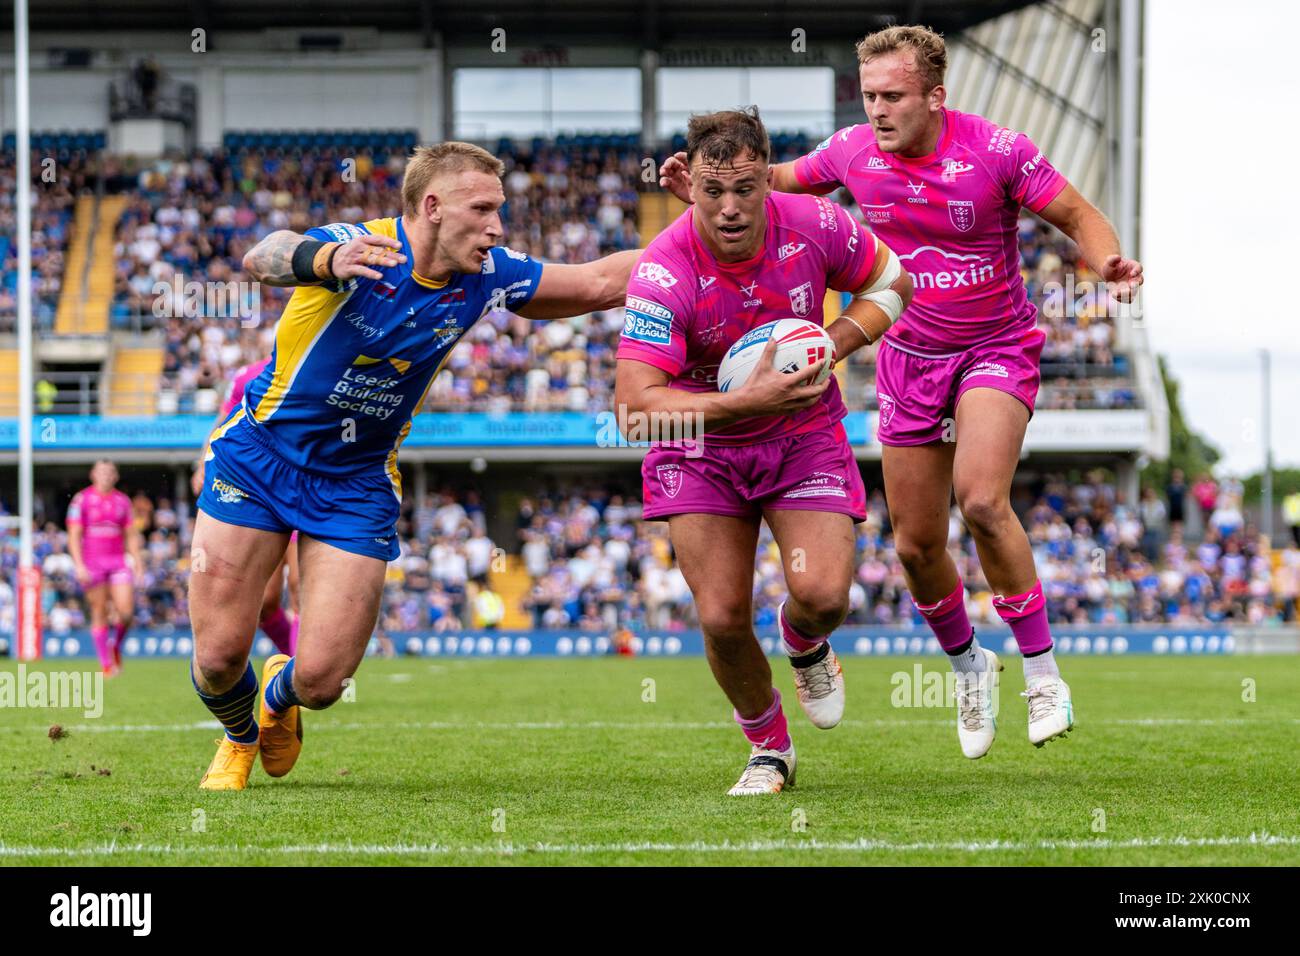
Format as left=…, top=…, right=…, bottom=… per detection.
left=242, top=230, right=408, bottom=287
left=1038, top=183, right=1143, bottom=301
left=514, top=250, right=639, bottom=320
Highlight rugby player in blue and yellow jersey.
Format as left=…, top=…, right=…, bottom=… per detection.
left=191, top=142, right=637, bottom=789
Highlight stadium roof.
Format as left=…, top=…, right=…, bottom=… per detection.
left=9, top=1, right=1038, bottom=41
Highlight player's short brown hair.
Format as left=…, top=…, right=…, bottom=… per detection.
left=855, top=25, right=948, bottom=92
left=402, top=142, right=504, bottom=216
left=685, top=106, right=770, bottom=168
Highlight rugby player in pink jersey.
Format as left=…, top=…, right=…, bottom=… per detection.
left=662, top=26, right=1143, bottom=756
left=194, top=356, right=300, bottom=656
left=617, top=108, right=912, bottom=795
left=67, top=460, right=143, bottom=676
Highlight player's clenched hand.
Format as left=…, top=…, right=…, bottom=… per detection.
left=1101, top=254, right=1143, bottom=302
left=733, top=338, right=829, bottom=416
left=658, top=151, right=692, bottom=204
left=330, top=234, right=407, bottom=281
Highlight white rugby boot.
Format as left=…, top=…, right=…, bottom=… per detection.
left=1023, top=676, right=1074, bottom=746
left=780, top=601, right=845, bottom=729
left=727, top=742, right=797, bottom=796
left=954, top=647, right=1003, bottom=759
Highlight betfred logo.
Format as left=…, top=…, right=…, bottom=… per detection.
left=777, top=242, right=807, bottom=262
left=635, top=261, right=678, bottom=288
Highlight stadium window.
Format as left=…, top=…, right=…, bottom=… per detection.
left=656, top=67, right=834, bottom=141
left=454, top=68, right=641, bottom=140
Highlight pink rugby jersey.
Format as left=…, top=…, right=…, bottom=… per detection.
left=793, top=108, right=1066, bottom=354
left=219, top=357, right=271, bottom=418
left=617, top=191, right=878, bottom=445
left=66, top=487, right=132, bottom=564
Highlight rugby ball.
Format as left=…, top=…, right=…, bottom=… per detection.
left=717, top=318, right=834, bottom=393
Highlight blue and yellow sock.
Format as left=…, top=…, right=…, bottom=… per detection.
left=192, top=660, right=259, bottom=744
left=264, top=656, right=302, bottom=715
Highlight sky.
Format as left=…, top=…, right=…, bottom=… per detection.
left=1143, top=0, right=1300, bottom=475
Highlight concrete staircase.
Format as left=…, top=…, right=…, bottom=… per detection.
left=0, top=350, right=19, bottom=416
left=637, top=192, right=687, bottom=245
left=488, top=554, right=534, bottom=630
left=55, top=194, right=130, bottom=335
left=106, top=345, right=164, bottom=415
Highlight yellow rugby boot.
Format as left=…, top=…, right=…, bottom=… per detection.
left=258, top=654, right=303, bottom=778
left=199, top=737, right=259, bottom=791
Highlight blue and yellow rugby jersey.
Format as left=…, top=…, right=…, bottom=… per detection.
left=238, top=217, right=542, bottom=483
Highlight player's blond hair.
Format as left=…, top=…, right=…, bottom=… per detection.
left=402, top=142, right=504, bottom=216
left=855, top=25, right=947, bottom=92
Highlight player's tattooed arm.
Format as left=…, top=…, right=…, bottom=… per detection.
left=1039, top=183, right=1143, bottom=300
left=242, top=230, right=407, bottom=287
left=515, top=250, right=639, bottom=320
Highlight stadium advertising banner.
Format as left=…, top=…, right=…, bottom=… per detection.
left=31, top=625, right=1237, bottom=660
left=0, top=410, right=1152, bottom=451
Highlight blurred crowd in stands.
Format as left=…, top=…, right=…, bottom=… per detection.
left=84, top=136, right=1137, bottom=414
left=2, top=468, right=1298, bottom=642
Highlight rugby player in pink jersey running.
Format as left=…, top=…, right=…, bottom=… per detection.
left=67, top=460, right=143, bottom=677
left=662, top=26, right=1144, bottom=756
left=617, top=108, right=912, bottom=795
left=194, top=356, right=300, bottom=656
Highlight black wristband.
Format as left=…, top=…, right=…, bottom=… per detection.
left=291, top=239, right=328, bottom=284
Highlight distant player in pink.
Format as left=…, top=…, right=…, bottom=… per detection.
left=194, top=356, right=300, bottom=655
left=618, top=108, right=912, bottom=795
left=67, top=460, right=142, bottom=676
left=660, top=26, right=1144, bottom=756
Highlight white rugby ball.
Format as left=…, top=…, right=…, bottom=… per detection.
left=717, top=318, right=834, bottom=393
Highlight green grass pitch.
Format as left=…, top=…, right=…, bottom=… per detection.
left=1, top=654, right=1298, bottom=866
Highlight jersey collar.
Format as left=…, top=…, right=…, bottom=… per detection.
left=396, top=217, right=450, bottom=290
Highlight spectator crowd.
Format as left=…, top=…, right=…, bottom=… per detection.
left=2, top=469, right=1297, bottom=643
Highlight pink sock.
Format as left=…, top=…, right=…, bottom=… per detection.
left=91, top=625, right=113, bottom=670
left=779, top=602, right=825, bottom=654
left=992, top=580, right=1054, bottom=655
left=260, top=607, right=294, bottom=656
left=734, top=689, right=791, bottom=751
left=111, top=620, right=128, bottom=664
left=914, top=581, right=973, bottom=653
left=288, top=614, right=299, bottom=655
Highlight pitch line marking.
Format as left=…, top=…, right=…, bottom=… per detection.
left=8, top=716, right=1298, bottom=734
left=2, top=833, right=1298, bottom=859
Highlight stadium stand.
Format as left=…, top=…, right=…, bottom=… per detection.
left=0, top=133, right=1279, bottom=646
left=6, top=471, right=1298, bottom=638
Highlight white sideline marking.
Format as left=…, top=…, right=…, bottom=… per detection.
left=8, top=717, right=1299, bottom=734
left=1, top=833, right=1297, bottom=859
